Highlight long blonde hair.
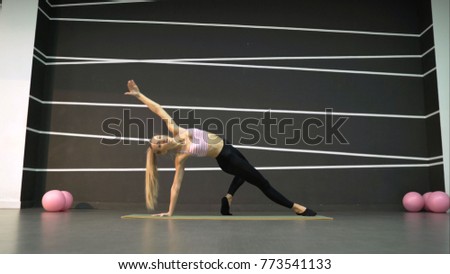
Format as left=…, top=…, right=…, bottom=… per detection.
left=145, top=146, right=158, bottom=210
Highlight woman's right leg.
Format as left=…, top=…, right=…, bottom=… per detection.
left=221, top=144, right=246, bottom=215
left=221, top=176, right=245, bottom=215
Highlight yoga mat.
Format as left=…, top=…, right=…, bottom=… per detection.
left=121, top=214, right=333, bottom=221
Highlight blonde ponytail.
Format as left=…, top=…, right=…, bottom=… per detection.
left=145, top=146, right=159, bottom=210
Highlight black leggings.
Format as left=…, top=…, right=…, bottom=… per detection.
left=215, top=143, right=294, bottom=209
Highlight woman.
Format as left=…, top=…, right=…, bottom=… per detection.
left=124, top=80, right=317, bottom=217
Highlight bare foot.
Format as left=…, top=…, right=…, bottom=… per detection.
left=292, top=203, right=317, bottom=216
left=291, top=203, right=307, bottom=214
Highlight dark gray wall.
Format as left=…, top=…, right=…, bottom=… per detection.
left=22, top=0, right=444, bottom=211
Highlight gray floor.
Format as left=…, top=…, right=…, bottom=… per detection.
left=0, top=208, right=448, bottom=254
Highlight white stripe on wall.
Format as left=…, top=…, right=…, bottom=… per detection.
left=38, top=7, right=429, bottom=38
left=46, top=0, right=155, bottom=8
left=29, top=95, right=440, bottom=120
left=22, top=161, right=444, bottom=172
left=34, top=47, right=435, bottom=62
left=25, top=127, right=443, bottom=162
left=32, top=46, right=436, bottom=78
left=32, top=54, right=437, bottom=78
left=234, top=145, right=443, bottom=162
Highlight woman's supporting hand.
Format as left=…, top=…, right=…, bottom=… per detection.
left=124, top=80, right=141, bottom=97
left=151, top=212, right=172, bottom=217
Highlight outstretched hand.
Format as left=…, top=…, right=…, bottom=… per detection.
left=124, top=80, right=141, bottom=97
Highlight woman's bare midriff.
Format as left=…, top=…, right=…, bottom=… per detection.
left=206, top=133, right=224, bottom=158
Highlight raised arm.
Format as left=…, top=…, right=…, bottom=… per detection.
left=124, top=80, right=183, bottom=135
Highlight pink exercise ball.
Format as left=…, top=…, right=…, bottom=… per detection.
left=426, top=191, right=450, bottom=213
left=402, top=192, right=424, bottom=212
left=61, top=191, right=73, bottom=211
left=422, top=192, right=432, bottom=211
left=42, top=190, right=66, bottom=212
